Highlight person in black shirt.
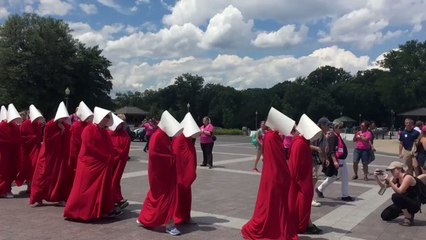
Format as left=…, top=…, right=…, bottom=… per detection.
left=375, top=161, right=420, bottom=226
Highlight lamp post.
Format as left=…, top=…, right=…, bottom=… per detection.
left=255, top=111, right=258, bottom=129
left=358, top=113, right=362, bottom=126
left=65, top=87, right=70, bottom=110
left=186, top=103, right=190, bottom=112
left=340, top=112, right=343, bottom=117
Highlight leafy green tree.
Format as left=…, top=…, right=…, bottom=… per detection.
left=0, top=13, right=113, bottom=117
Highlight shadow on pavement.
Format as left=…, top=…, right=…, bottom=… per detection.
left=191, top=215, right=230, bottom=225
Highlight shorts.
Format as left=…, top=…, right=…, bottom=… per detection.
left=353, top=149, right=371, bottom=165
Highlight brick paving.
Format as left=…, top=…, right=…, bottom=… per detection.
left=1, top=135, right=425, bottom=240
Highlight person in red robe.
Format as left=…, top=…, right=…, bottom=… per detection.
left=30, top=102, right=72, bottom=206
left=173, top=112, right=200, bottom=225
left=68, top=101, right=93, bottom=183
left=242, top=107, right=298, bottom=240
left=64, top=107, right=119, bottom=221
left=288, top=114, right=323, bottom=234
left=15, top=105, right=44, bottom=190
left=0, top=104, right=22, bottom=198
left=137, top=110, right=183, bottom=236
left=108, top=113, right=131, bottom=209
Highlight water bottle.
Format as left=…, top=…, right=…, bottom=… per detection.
left=378, top=186, right=387, bottom=195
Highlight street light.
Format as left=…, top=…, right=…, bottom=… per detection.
left=340, top=112, right=343, bottom=117
left=187, top=103, right=190, bottom=112
left=255, top=111, right=258, bottom=129
left=358, top=113, right=362, bottom=125
left=390, top=109, right=395, bottom=139
left=65, top=87, right=70, bottom=110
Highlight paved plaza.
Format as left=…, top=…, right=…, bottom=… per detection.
left=1, top=136, right=425, bottom=240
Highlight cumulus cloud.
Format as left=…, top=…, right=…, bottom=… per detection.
left=110, top=46, right=373, bottom=93
left=97, top=0, right=128, bottom=14
left=252, top=25, right=309, bottom=48
left=162, top=0, right=365, bottom=26
left=37, top=0, right=73, bottom=16
left=104, top=23, right=203, bottom=60
left=79, top=3, right=97, bottom=15
left=0, top=7, right=9, bottom=19
left=199, top=5, right=253, bottom=49
left=68, top=22, right=125, bottom=48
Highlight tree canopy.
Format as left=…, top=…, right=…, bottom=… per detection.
left=0, top=13, right=113, bottom=118
left=115, top=40, right=426, bottom=129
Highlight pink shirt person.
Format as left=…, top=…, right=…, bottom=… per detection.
left=355, top=130, right=373, bottom=150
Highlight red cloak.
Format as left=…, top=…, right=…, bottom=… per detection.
left=0, top=121, right=21, bottom=195
left=30, top=120, right=72, bottom=204
left=69, top=121, right=89, bottom=181
left=108, top=128, right=131, bottom=204
left=15, top=120, right=43, bottom=186
left=172, top=134, right=197, bottom=225
left=138, top=129, right=177, bottom=227
left=64, top=124, right=115, bottom=221
left=241, top=131, right=298, bottom=240
left=288, top=136, right=314, bottom=233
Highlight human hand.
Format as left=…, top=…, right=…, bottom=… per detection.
left=399, top=154, right=403, bottom=159
left=334, top=161, right=339, bottom=169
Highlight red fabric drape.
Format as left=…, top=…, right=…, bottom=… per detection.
left=68, top=121, right=89, bottom=182
left=16, top=120, right=42, bottom=186
left=138, top=129, right=177, bottom=227
left=109, top=128, right=131, bottom=203
left=241, top=131, right=299, bottom=240
left=64, top=124, right=115, bottom=221
left=172, top=134, right=197, bottom=225
left=288, top=136, right=314, bottom=233
left=0, top=122, right=21, bottom=195
left=30, top=120, right=72, bottom=204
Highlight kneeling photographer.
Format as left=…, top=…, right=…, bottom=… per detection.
left=374, top=161, right=420, bottom=226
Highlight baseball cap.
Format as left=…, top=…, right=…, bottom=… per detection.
left=317, top=117, right=332, bottom=126
left=386, top=161, right=404, bottom=171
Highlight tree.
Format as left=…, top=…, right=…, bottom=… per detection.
left=0, top=14, right=113, bottom=118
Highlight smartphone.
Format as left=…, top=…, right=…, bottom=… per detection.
left=378, top=186, right=387, bottom=195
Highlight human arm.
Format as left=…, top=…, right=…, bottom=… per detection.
left=327, top=133, right=339, bottom=169
left=385, top=174, right=415, bottom=194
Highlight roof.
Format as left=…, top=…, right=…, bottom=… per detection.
left=398, top=107, right=426, bottom=116
left=333, top=116, right=357, bottom=123
left=115, top=106, right=148, bottom=115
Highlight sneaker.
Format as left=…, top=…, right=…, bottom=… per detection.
left=107, top=208, right=123, bottom=217
left=118, top=201, right=129, bottom=209
left=207, top=164, right=213, bottom=169
left=5, top=192, right=14, bottom=199
left=311, top=200, right=321, bottom=207
left=315, top=188, right=324, bottom=198
left=57, top=201, right=66, bottom=207
left=352, top=175, right=358, bottom=180
left=341, top=196, right=354, bottom=202
left=305, top=224, right=322, bottom=234
left=166, top=227, right=181, bottom=236
left=200, top=164, right=207, bottom=167
left=31, top=201, right=43, bottom=208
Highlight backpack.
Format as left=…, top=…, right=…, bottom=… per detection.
left=415, top=177, right=426, bottom=204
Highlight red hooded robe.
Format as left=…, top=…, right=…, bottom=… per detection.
left=172, top=134, right=197, bottom=225
left=15, top=119, right=43, bottom=186
left=241, top=131, right=299, bottom=240
left=68, top=121, right=89, bottom=182
left=138, top=129, right=177, bottom=227
left=288, top=135, right=314, bottom=233
left=0, top=121, right=21, bottom=195
left=108, top=128, right=131, bottom=203
left=30, top=120, right=72, bottom=204
left=64, top=123, right=115, bottom=221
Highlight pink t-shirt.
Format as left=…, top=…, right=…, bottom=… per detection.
left=200, top=124, right=214, bottom=144
left=144, top=122, right=155, bottom=136
left=283, top=134, right=294, bottom=149
left=355, top=130, right=373, bottom=150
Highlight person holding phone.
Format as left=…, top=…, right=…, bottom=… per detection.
left=374, top=161, right=420, bottom=226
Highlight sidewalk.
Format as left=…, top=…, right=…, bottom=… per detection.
left=373, top=139, right=400, bottom=156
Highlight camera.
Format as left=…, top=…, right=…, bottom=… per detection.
left=375, top=169, right=384, bottom=175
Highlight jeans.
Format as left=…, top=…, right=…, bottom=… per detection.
left=353, top=149, right=371, bottom=165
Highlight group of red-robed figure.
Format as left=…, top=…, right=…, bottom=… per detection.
left=0, top=102, right=134, bottom=221
left=242, top=109, right=322, bottom=240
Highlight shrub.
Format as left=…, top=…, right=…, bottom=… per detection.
left=214, top=128, right=243, bottom=135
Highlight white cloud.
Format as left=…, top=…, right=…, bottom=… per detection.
left=252, top=25, right=308, bottom=48
left=68, top=22, right=125, bottom=48
left=163, top=0, right=366, bottom=26
left=199, top=5, right=253, bottom=49
left=110, top=46, right=373, bottom=92
left=79, top=3, right=97, bottom=15
left=135, top=0, right=149, bottom=4
left=97, top=0, right=127, bottom=14
left=0, top=7, right=9, bottom=18
left=37, top=0, right=73, bottom=16
left=104, top=23, right=203, bottom=60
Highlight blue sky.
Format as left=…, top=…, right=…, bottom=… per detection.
left=0, top=0, right=425, bottom=94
